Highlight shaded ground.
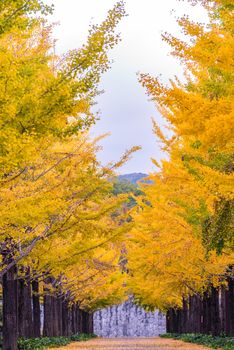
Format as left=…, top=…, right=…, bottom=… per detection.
left=54, top=338, right=213, bottom=350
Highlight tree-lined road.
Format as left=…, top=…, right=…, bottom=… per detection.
left=55, top=338, right=211, bottom=350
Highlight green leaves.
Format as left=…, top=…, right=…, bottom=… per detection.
left=202, top=198, right=234, bottom=254
left=160, top=333, right=234, bottom=350
left=18, top=334, right=96, bottom=350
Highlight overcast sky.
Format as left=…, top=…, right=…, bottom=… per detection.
left=45, top=0, right=207, bottom=174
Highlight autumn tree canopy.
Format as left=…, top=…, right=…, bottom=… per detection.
left=0, top=0, right=133, bottom=313
left=127, top=0, right=234, bottom=310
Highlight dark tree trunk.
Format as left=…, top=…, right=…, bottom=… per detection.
left=32, top=279, right=41, bottom=337
left=62, top=299, right=69, bottom=336
left=18, top=270, right=33, bottom=338
left=43, top=293, right=54, bottom=336
left=43, top=293, right=53, bottom=336
left=166, top=309, right=172, bottom=333
left=74, top=305, right=77, bottom=334
left=227, top=277, right=234, bottom=336
left=197, top=295, right=203, bottom=334
left=77, top=307, right=83, bottom=334
left=210, top=287, right=221, bottom=336
left=82, top=311, right=86, bottom=333
left=181, top=298, right=188, bottom=333
left=71, top=304, right=76, bottom=335
left=222, top=277, right=234, bottom=336
left=57, top=296, right=63, bottom=336
left=88, top=313, right=93, bottom=334
left=203, top=291, right=212, bottom=334
left=200, top=295, right=204, bottom=333
left=52, top=295, right=60, bottom=336
left=80, top=310, right=85, bottom=333
left=76, top=305, right=80, bottom=334
left=83, top=311, right=90, bottom=334
left=2, top=264, right=18, bottom=350
left=166, top=308, right=179, bottom=333
left=67, top=305, right=72, bottom=336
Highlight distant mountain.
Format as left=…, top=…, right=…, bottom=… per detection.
left=118, top=173, right=148, bottom=185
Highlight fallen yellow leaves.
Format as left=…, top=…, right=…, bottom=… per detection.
left=53, top=338, right=214, bottom=350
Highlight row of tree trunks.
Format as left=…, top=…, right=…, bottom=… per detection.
left=43, top=295, right=93, bottom=337
left=2, top=266, right=94, bottom=350
left=166, top=282, right=234, bottom=336
left=43, top=294, right=93, bottom=336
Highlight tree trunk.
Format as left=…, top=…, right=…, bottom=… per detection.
left=210, top=287, right=220, bottom=336
left=2, top=264, right=18, bottom=350
left=224, top=277, right=234, bottom=336
left=43, top=278, right=54, bottom=337
left=43, top=293, right=54, bottom=336
left=77, top=307, right=83, bottom=334
left=75, top=305, right=80, bottom=334
left=196, top=295, right=202, bottom=333
left=62, top=299, right=69, bottom=336
left=88, top=313, right=93, bottom=334
left=166, top=309, right=172, bottom=333
left=32, top=279, right=41, bottom=337
left=80, top=310, right=85, bottom=333
left=18, top=270, right=33, bottom=338
left=57, top=296, right=63, bottom=336
left=71, top=304, right=76, bottom=335
left=67, top=306, right=72, bottom=336
left=203, top=291, right=212, bottom=334
left=52, top=295, right=60, bottom=336
left=228, top=277, right=234, bottom=336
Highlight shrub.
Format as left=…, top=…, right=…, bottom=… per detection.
left=160, top=333, right=234, bottom=350
left=70, top=333, right=97, bottom=341
left=18, top=334, right=96, bottom=350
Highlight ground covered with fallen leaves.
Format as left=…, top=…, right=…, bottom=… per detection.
left=54, top=338, right=213, bottom=350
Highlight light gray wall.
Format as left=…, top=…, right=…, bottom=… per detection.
left=94, top=299, right=166, bottom=337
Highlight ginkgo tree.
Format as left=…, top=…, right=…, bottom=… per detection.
left=127, top=0, right=234, bottom=311
left=0, top=1, right=136, bottom=348
left=0, top=0, right=128, bottom=271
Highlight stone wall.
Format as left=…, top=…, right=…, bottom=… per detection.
left=94, top=299, right=166, bottom=337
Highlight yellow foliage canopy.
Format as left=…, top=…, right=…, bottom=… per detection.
left=127, top=0, right=234, bottom=310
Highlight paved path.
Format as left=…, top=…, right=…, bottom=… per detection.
left=56, top=338, right=212, bottom=350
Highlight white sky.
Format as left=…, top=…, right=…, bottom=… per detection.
left=45, top=0, right=208, bottom=174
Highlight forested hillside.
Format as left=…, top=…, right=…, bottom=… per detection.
left=118, top=173, right=148, bottom=184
